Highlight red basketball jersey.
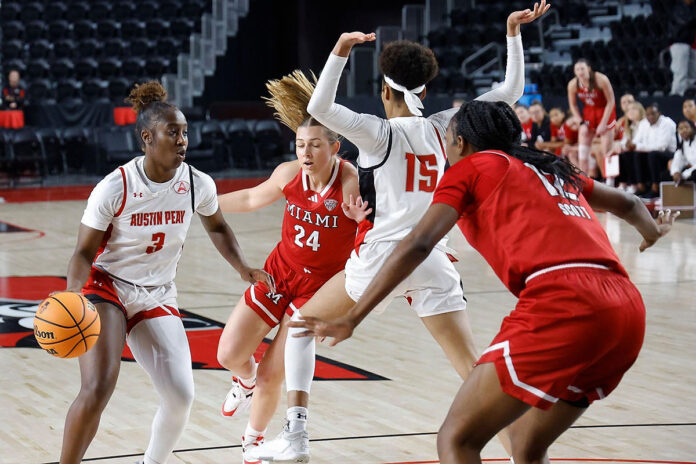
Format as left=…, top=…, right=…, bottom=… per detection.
left=432, top=150, right=627, bottom=296
left=276, top=159, right=357, bottom=279
left=576, top=80, right=607, bottom=108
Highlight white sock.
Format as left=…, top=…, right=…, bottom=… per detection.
left=578, top=144, right=590, bottom=171
left=285, top=311, right=315, bottom=394
left=286, top=406, right=308, bottom=433
left=239, top=356, right=257, bottom=388
left=244, top=423, right=266, bottom=442
left=588, top=154, right=597, bottom=170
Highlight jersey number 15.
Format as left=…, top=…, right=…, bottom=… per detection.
left=405, top=153, right=438, bottom=192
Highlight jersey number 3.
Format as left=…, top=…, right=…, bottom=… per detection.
left=146, top=232, right=166, bottom=254
left=405, top=153, right=438, bottom=192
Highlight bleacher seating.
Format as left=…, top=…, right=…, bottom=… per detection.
left=0, top=0, right=213, bottom=104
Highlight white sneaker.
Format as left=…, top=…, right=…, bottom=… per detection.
left=243, top=423, right=310, bottom=463
left=221, top=377, right=255, bottom=417
left=242, top=434, right=265, bottom=464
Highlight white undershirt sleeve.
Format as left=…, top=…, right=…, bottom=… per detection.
left=307, top=53, right=391, bottom=167
left=475, top=34, right=525, bottom=104
left=81, top=170, right=123, bottom=231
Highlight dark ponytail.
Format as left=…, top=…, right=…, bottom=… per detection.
left=451, top=100, right=584, bottom=190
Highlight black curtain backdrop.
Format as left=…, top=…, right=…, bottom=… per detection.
left=24, top=102, right=114, bottom=127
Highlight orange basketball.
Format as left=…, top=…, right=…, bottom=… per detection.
left=33, top=292, right=101, bottom=358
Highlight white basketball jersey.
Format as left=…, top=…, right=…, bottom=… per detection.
left=357, top=114, right=450, bottom=245
left=81, top=156, right=218, bottom=286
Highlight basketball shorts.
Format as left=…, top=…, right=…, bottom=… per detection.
left=83, top=266, right=180, bottom=332
left=344, top=241, right=466, bottom=317
left=245, top=248, right=329, bottom=328
left=477, top=266, right=645, bottom=410
left=583, top=105, right=617, bottom=132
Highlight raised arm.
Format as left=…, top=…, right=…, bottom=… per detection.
left=585, top=181, right=678, bottom=251
left=431, top=1, right=549, bottom=130
left=307, top=32, right=391, bottom=164
left=217, top=161, right=296, bottom=213
left=289, top=203, right=460, bottom=344
left=476, top=3, right=550, bottom=104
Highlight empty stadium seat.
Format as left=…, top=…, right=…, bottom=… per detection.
left=103, top=39, right=128, bottom=58
left=65, top=2, right=89, bottom=22
left=45, top=2, right=68, bottom=21
left=98, top=127, right=136, bottom=173
left=21, top=2, right=44, bottom=22
left=89, top=2, right=113, bottom=22
left=28, top=79, right=54, bottom=103
left=10, top=128, right=46, bottom=183
left=183, top=122, right=218, bottom=170
left=2, top=40, right=24, bottom=61
left=225, top=120, right=260, bottom=169
left=108, top=77, right=132, bottom=103
left=78, top=39, right=102, bottom=58
left=4, top=59, right=27, bottom=76
left=48, top=20, right=72, bottom=41
left=113, top=2, right=136, bottom=21
left=1, top=3, right=21, bottom=22
left=130, top=38, right=157, bottom=57
left=27, top=59, right=51, bottom=79
left=33, top=128, right=63, bottom=174
left=146, top=19, right=170, bottom=41
left=121, top=19, right=146, bottom=38
left=99, top=58, right=123, bottom=79
left=73, top=19, right=97, bottom=40
left=62, top=127, right=91, bottom=172
left=56, top=79, right=81, bottom=102
left=122, top=57, right=146, bottom=79
left=29, top=39, right=52, bottom=59
left=82, top=79, right=110, bottom=102
left=3, top=21, right=24, bottom=41
left=52, top=58, right=76, bottom=80
left=97, top=20, right=121, bottom=40
left=25, top=20, right=48, bottom=42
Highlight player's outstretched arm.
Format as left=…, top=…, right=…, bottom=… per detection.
left=217, top=162, right=295, bottom=213
left=289, top=203, right=460, bottom=345
left=586, top=182, right=679, bottom=252
left=200, top=209, right=275, bottom=291
left=475, top=1, right=549, bottom=106
left=65, top=225, right=106, bottom=292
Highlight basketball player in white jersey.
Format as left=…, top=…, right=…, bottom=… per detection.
left=58, top=82, right=272, bottom=464
left=247, top=3, right=550, bottom=462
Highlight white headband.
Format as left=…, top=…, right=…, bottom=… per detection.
left=384, top=75, right=425, bottom=116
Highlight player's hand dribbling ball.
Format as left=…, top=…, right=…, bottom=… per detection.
left=34, top=292, right=101, bottom=358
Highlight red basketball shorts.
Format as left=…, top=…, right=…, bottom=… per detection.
left=477, top=267, right=645, bottom=410
left=82, top=266, right=181, bottom=333
left=583, top=105, right=617, bottom=132
left=245, top=248, right=329, bottom=327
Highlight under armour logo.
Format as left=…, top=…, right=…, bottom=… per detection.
left=133, top=192, right=143, bottom=198
left=303, top=268, right=311, bottom=274
left=297, top=413, right=307, bottom=420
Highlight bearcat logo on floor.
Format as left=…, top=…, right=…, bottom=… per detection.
left=0, top=276, right=387, bottom=380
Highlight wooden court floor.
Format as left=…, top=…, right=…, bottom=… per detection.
left=0, top=193, right=695, bottom=464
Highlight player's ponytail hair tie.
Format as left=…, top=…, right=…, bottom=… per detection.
left=384, top=75, right=426, bottom=117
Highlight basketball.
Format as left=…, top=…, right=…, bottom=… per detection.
left=33, top=292, right=101, bottom=358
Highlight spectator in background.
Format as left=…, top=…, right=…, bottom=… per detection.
left=2, top=69, right=25, bottom=110
left=671, top=119, right=696, bottom=184
left=616, top=102, right=647, bottom=193
left=560, top=109, right=580, bottom=163
left=514, top=103, right=533, bottom=145
left=567, top=59, right=616, bottom=180
left=529, top=100, right=551, bottom=150
left=615, top=93, right=635, bottom=142
left=629, top=103, right=677, bottom=198
left=669, top=0, right=696, bottom=96
left=682, top=98, right=696, bottom=123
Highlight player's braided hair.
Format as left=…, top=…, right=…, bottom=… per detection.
left=264, top=70, right=340, bottom=143
left=126, top=81, right=179, bottom=152
left=451, top=100, right=584, bottom=190
left=379, top=41, right=438, bottom=101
